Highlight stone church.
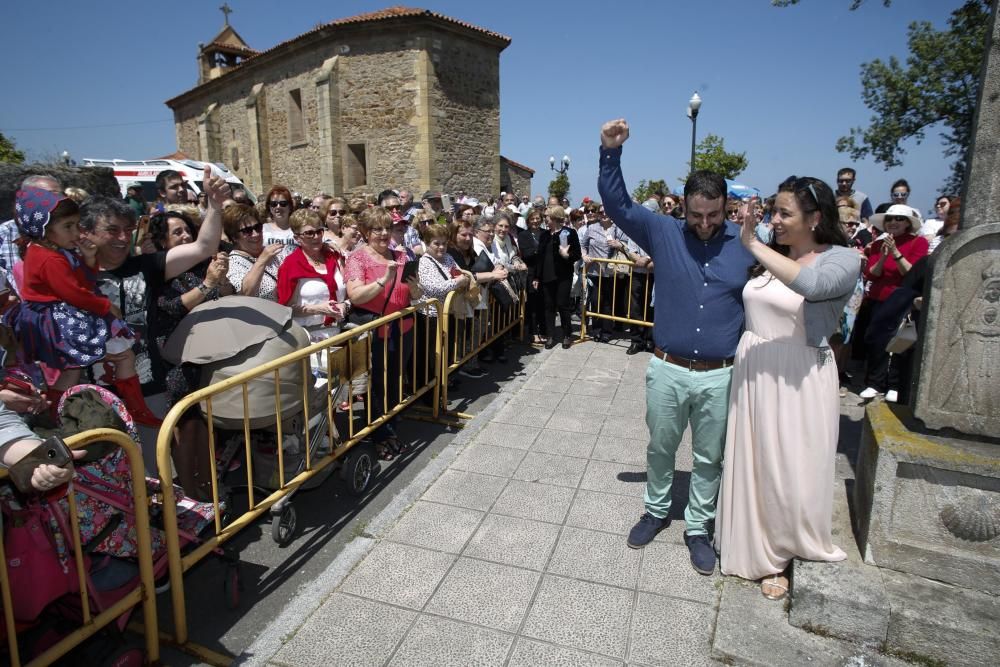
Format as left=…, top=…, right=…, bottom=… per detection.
left=165, top=6, right=533, bottom=198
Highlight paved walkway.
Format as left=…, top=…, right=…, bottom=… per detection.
left=239, top=340, right=895, bottom=667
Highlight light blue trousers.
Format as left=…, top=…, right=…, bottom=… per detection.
left=643, top=356, right=732, bottom=536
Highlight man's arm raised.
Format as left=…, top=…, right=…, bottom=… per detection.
left=597, top=119, right=657, bottom=252
left=163, top=165, right=231, bottom=280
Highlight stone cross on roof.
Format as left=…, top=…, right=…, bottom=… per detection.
left=220, top=2, right=232, bottom=26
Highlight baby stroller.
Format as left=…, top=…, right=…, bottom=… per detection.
left=163, top=297, right=377, bottom=547
left=1, top=384, right=220, bottom=666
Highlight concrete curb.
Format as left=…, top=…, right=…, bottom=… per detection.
left=235, top=349, right=540, bottom=666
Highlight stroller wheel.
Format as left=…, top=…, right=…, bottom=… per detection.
left=271, top=504, right=298, bottom=546
left=223, top=562, right=241, bottom=610
left=339, top=442, right=375, bottom=497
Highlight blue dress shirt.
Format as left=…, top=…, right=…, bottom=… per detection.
left=598, top=146, right=755, bottom=360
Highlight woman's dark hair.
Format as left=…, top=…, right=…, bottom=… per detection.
left=749, top=176, right=848, bottom=279
left=148, top=210, right=197, bottom=251
left=891, top=178, right=910, bottom=194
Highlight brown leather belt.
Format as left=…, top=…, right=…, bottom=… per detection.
left=653, top=347, right=734, bottom=371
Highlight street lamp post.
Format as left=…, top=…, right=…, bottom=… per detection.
left=686, top=92, right=702, bottom=175
left=549, top=154, right=570, bottom=175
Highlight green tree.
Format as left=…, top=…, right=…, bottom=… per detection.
left=632, top=179, right=669, bottom=203
left=687, top=134, right=748, bottom=181
left=0, top=132, right=25, bottom=164
left=835, top=0, right=989, bottom=192
left=548, top=172, right=570, bottom=202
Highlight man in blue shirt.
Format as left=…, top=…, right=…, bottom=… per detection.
left=598, top=118, right=755, bottom=575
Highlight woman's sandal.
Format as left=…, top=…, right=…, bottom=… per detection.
left=760, top=574, right=789, bottom=601
left=384, top=435, right=405, bottom=455
left=376, top=442, right=395, bottom=461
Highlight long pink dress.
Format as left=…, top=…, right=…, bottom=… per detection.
left=717, top=273, right=847, bottom=580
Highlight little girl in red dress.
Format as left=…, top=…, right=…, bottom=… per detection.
left=5, top=186, right=161, bottom=426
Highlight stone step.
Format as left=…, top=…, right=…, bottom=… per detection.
left=711, top=577, right=909, bottom=667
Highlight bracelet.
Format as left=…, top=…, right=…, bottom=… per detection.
left=197, top=282, right=220, bottom=300
left=376, top=279, right=386, bottom=288
left=893, top=254, right=903, bottom=260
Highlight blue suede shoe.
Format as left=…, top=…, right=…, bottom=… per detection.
left=627, top=513, right=667, bottom=549
left=684, top=533, right=717, bottom=575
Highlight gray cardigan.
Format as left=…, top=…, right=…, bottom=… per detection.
left=786, top=245, right=863, bottom=348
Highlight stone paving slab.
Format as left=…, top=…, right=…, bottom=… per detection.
left=253, top=341, right=916, bottom=667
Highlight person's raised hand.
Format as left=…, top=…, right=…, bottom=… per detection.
left=739, top=198, right=759, bottom=248
left=601, top=119, right=630, bottom=149
left=257, top=243, right=283, bottom=265
left=202, top=165, right=232, bottom=210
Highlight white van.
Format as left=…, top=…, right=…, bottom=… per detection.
left=81, top=157, right=255, bottom=204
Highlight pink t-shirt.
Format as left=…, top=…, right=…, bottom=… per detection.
left=344, top=247, right=414, bottom=337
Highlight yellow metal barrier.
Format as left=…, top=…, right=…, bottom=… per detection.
left=0, top=429, right=159, bottom=667
left=438, top=283, right=526, bottom=413
left=578, top=257, right=653, bottom=342
left=155, top=299, right=441, bottom=650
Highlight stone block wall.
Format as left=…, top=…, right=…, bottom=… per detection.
left=427, top=28, right=500, bottom=197
left=501, top=159, right=533, bottom=198
left=170, top=22, right=505, bottom=200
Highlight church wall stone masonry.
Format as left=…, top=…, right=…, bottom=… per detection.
left=165, top=7, right=528, bottom=199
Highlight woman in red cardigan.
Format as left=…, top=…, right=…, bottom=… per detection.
left=859, top=204, right=929, bottom=401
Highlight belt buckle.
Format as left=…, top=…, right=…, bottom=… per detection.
left=687, top=358, right=696, bottom=371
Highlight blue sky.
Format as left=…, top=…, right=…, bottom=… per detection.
left=2, top=1, right=962, bottom=215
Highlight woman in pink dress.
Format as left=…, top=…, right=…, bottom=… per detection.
left=717, top=177, right=861, bottom=600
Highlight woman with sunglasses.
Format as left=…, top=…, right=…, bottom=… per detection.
left=345, top=207, right=422, bottom=459
left=223, top=204, right=283, bottom=301
left=277, top=209, right=348, bottom=336
left=717, top=176, right=860, bottom=601
left=889, top=178, right=910, bottom=206
left=263, top=185, right=296, bottom=256
left=858, top=203, right=929, bottom=401
left=319, top=197, right=348, bottom=245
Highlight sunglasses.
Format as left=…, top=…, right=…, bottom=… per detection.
left=238, top=222, right=264, bottom=236
left=384, top=204, right=402, bottom=211
left=296, top=228, right=324, bottom=238
left=884, top=215, right=910, bottom=223
left=269, top=200, right=290, bottom=208
left=890, top=192, right=908, bottom=199
left=328, top=209, right=345, bottom=216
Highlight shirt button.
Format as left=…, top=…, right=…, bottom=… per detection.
left=704, top=262, right=709, bottom=267
left=694, top=350, right=699, bottom=355
left=696, top=328, right=701, bottom=332
left=703, top=282, right=708, bottom=287
left=699, top=305, right=704, bottom=309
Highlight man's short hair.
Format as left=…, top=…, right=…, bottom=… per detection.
left=837, top=167, right=856, bottom=180
left=683, top=170, right=727, bottom=203
left=155, top=169, right=183, bottom=193
left=80, top=195, right=136, bottom=232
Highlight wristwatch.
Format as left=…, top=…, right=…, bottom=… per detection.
left=197, top=282, right=220, bottom=300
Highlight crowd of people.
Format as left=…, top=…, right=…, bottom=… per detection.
left=0, top=119, right=958, bottom=603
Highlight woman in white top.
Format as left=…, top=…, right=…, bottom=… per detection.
left=224, top=204, right=283, bottom=301
left=275, top=209, right=348, bottom=374
left=262, top=185, right=297, bottom=257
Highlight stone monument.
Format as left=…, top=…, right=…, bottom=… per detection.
left=791, top=5, right=1000, bottom=666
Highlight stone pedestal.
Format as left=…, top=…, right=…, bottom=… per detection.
left=854, top=401, right=1000, bottom=593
